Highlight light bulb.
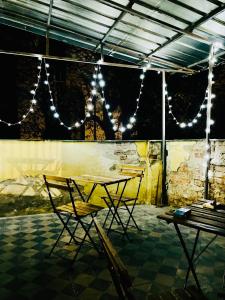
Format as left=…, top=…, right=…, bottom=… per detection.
left=75, top=122, right=80, bottom=128
left=50, top=98, right=53, bottom=102
left=22, top=115, right=26, bottom=119
left=111, top=119, right=116, bottom=124
left=193, top=119, right=197, bottom=123
left=127, top=124, right=133, bottom=129
left=101, top=97, right=105, bottom=102
left=210, top=119, right=215, bottom=125
left=142, top=67, right=146, bottom=73
left=38, top=56, right=42, bottom=61
left=46, top=73, right=50, bottom=76
left=201, top=104, right=206, bottom=109
left=50, top=105, right=56, bottom=111
left=30, top=90, right=35, bottom=95
left=130, top=116, right=136, bottom=123
left=180, top=122, right=186, bottom=128
left=44, top=80, right=48, bottom=85
left=93, top=74, right=97, bottom=79
left=169, top=110, right=172, bottom=114
left=91, top=81, right=96, bottom=86
left=37, top=66, right=41, bottom=70
left=119, top=126, right=126, bottom=133
left=108, top=112, right=112, bottom=116
left=87, top=103, right=94, bottom=111
left=99, top=80, right=105, bottom=87
left=197, top=113, right=202, bottom=118
left=34, top=83, right=38, bottom=87
left=86, top=112, right=91, bottom=117
left=136, top=98, right=139, bottom=102
left=205, top=128, right=210, bottom=133
left=188, top=122, right=193, bottom=127
left=211, top=94, right=216, bottom=99
left=60, top=122, right=64, bottom=125
left=30, top=108, right=34, bottom=112
left=105, top=104, right=110, bottom=109
left=140, top=74, right=145, bottom=80
left=53, top=112, right=59, bottom=118
left=81, top=120, right=84, bottom=124
left=113, top=125, right=117, bottom=131
left=8, top=123, right=11, bottom=126
left=91, top=89, right=97, bottom=95
left=168, top=96, right=172, bottom=101
left=68, top=127, right=72, bottom=130
left=45, top=63, right=49, bottom=68
left=31, top=99, right=37, bottom=104
left=98, top=73, right=103, bottom=79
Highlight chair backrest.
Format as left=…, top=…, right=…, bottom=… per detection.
left=119, top=165, right=145, bottom=199
left=94, top=218, right=135, bottom=300
left=119, top=165, right=145, bottom=178
left=43, top=175, right=77, bottom=215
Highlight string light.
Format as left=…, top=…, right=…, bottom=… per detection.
left=43, top=58, right=96, bottom=130
left=165, top=81, right=208, bottom=128
left=94, top=63, right=147, bottom=133
left=0, top=57, right=42, bottom=127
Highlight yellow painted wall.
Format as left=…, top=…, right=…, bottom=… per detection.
left=0, top=140, right=163, bottom=208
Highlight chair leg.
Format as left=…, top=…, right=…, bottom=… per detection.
left=123, top=201, right=141, bottom=232
left=68, top=220, right=80, bottom=245
left=49, top=213, right=72, bottom=257
left=71, top=218, right=100, bottom=264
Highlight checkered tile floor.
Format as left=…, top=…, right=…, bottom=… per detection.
left=0, top=205, right=224, bottom=300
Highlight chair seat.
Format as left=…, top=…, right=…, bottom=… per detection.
left=57, top=201, right=102, bottom=217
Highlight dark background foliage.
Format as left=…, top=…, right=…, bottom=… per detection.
left=0, top=24, right=225, bottom=140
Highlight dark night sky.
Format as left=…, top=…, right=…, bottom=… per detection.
left=0, top=24, right=225, bottom=140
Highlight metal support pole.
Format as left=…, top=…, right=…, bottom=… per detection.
left=204, top=45, right=214, bottom=199
left=161, top=71, right=168, bottom=206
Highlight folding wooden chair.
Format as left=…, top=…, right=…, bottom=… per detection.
left=102, top=165, right=145, bottom=234
left=94, top=218, right=208, bottom=300
left=43, top=175, right=103, bottom=263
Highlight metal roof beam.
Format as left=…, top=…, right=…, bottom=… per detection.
left=146, top=3, right=225, bottom=60
left=0, top=49, right=193, bottom=73
left=97, top=0, right=213, bottom=45
left=167, top=0, right=205, bottom=17
left=120, top=19, right=170, bottom=40
left=46, top=0, right=54, bottom=54
left=134, top=0, right=191, bottom=25
left=94, top=0, right=135, bottom=51
left=188, top=49, right=225, bottom=68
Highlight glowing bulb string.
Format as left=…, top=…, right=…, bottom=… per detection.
left=43, top=58, right=95, bottom=130
left=165, top=82, right=213, bottom=129
left=0, top=57, right=42, bottom=127
left=204, top=44, right=216, bottom=188
left=92, top=63, right=147, bottom=133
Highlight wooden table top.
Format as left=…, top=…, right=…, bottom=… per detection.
left=73, top=174, right=133, bottom=185
left=157, top=200, right=225, bottom=237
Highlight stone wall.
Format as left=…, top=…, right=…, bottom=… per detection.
left=166, top=140, right=225, bottom=206
left=0, top=139, right=225, bottom=217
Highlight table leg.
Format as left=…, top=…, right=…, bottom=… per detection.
left=174, top=223, right=201, bottom=290
left=103, top=181, right=129, bottom=239
left=184, top=229, right=200, bottom=288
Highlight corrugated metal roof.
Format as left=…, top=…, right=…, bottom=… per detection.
left=1, top=0, right=225, bottom=71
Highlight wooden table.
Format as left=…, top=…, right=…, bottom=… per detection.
left=157, top=199, right=225, bottom=290
left=73, top=174, right=133, bottom=238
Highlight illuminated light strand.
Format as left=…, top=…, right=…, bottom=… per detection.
left=43, top=59, right=95, bottom=130
left=166, top=43, right=218, bottom=133
left=95, top=63, right=148, bottom=133
left=165, top=83, right=209, bottom=129
left=0, top=57, right=42, bottom=127
left=204, top=44, right=217, bottom=178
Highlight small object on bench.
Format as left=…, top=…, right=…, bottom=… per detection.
left=174, top=207, right=191, bottom=219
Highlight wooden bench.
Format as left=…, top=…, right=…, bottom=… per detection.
left=94, top=218, right=208, bottom=300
